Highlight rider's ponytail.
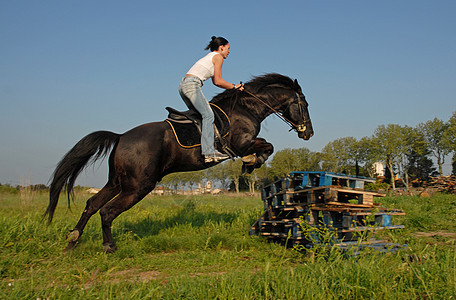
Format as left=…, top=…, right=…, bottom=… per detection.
left=205, top=36, right=229, bottom=51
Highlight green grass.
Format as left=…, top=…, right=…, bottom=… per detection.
left=1, top=191, right=455, bottom=299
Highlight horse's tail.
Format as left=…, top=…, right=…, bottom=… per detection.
left=45, top=131, right=121, bottom=223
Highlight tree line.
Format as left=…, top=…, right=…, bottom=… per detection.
left=160, top=111, right=456, bottom=192
left=4, top=112, right=453, bottom=194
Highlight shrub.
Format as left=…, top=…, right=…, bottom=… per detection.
left=0, top=184, right=18, bottom=194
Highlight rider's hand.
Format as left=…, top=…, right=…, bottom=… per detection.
left=234, top=84, right=244, bottom=91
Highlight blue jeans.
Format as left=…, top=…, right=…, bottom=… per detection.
left=179, top=76, right=215, bottom=155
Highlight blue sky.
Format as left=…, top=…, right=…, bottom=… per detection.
left=1, top=0, right=455, bottom=187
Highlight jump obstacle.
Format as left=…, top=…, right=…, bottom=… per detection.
left=250, top=171, right=406, bottom=253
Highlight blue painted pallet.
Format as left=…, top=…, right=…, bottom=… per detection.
left=332, top=240, right=407, bottom=255
left=262, top=186, right=383, bottom=207
left=289, top=171, right=376, bottom=190
left=261, top=177, right=294, bottom=198
left=252, top=171, right=405, bottom=252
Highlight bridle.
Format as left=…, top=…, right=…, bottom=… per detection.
left=242, top=88, right=310, bottom=134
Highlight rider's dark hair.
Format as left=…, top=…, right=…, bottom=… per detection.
left=205, top=36, right=229, bottom=51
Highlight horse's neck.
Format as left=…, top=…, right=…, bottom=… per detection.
left=242, top=92, right=278, bottom=121
left=213, top=91, right=279, bottom=123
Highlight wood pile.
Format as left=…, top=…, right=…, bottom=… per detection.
left=423, top=175, right=456, bottom=194
left=250, top=172, right=406, bottom=251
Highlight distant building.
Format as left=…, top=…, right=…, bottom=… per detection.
left=192, top=181, right=212, bottom=194
left=372, top=162, right=385, bottom=177
left=150, top=186, right=172, bottom=195
left=151, top=181, right=213, bottom=195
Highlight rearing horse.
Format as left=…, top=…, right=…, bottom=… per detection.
left=46, top=73, right=314, bottom=252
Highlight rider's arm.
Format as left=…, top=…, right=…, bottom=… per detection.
left=212, top=54, right=243, bottom=90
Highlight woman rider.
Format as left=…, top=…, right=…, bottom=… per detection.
left=179, top=36, right=243, bottom=163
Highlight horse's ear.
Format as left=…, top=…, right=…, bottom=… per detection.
left=293, top=79, right=301, bottom=91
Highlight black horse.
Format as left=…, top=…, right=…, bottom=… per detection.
left=46, top=73, right=314, bottom=252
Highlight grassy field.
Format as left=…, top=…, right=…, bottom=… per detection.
left=1, top=190, right=455, bottom=299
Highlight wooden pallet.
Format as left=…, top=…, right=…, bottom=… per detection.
left=290, top=171, right=376, bottom=190
left=255, top=215, right=405, bottom=243
left=251, top=172, right=405, bottom=249
left=263, top=186, right=385, bottom=208
left=262, top=172, right=376, bottom=197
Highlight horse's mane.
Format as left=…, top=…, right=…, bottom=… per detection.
left=244, top=73, right=295, bottom=93
left=211, top=73, right=296, bottom=104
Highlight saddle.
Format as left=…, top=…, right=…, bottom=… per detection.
left=165, top=103, right=231, bottom=150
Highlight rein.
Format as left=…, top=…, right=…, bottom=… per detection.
left=242, top=89, right=307, bottom=133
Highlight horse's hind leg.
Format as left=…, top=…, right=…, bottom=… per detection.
left=99, top=185, right=154, bottom=253
left=64, top=182, right=120, bottom=251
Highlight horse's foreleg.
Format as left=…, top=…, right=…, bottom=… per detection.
left=241, top=138, right=274, bottom=174
left=64, top=183, right=120, bottom=252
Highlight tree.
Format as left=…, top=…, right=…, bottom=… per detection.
left=204, top=162, right=230, bottom=189
left=356, top=136, right=379, bottom=177
left=403, top=126, right=436, bottom=181
left=173, top=170, right=205, bottom=191
left=395, top=125, right=428, bottom=189
left=253, top=164, right=272, bottom=187
left=406, top=149, right=437, bottom=181
left=320, top=137, right=359, bottom=174
left=160, top=173, right=183, bottom=192
left=372, top=124, right=405, bottom=189
left=242, top=172, right=257, bottom=193
left=417, top=118, right=451, bottom=176
left=268, top=148, right=320, bottom=179
left=445, top=111, right=456, bottom=175
left=224, top=159, right=243, bottom=193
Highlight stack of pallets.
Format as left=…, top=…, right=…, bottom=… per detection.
left=250, top=172, right=405, bottom=249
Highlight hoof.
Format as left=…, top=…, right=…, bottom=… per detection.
left=242, top=154, right=257, bottom=165
left=103, top=243, right=117, bottom=253
left=63, top=230, right=81, bottom=252
left=67, top=230, right=80, bottom=243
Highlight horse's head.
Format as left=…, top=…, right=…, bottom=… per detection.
left=213, top=73, right=314, bottom=140
left=275, top=78, right=314, bottom=140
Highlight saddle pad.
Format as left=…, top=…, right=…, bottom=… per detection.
left=166, top=103, right=230, bottom=148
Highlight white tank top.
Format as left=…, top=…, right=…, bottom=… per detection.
left=186, top=52, right=221, bottom=82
